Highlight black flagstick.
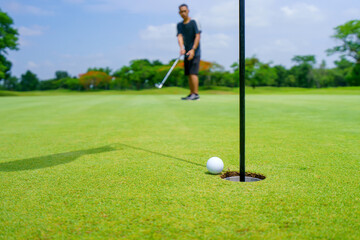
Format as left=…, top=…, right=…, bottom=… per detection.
left=240, top=0, right=246, bottom=182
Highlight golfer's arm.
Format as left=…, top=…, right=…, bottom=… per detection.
left=178, top=34, right=185, bottom=50
left=192, top=33, right=200, bottom=50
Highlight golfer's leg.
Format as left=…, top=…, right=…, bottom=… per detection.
left=190, top=74, right=199, bottom=94
left=188, top=76, right=194, bottom=94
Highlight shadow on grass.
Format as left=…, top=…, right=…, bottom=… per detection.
left=0, top=145, right=116, bottom=172
left=117, top=143, right=205, bottom=168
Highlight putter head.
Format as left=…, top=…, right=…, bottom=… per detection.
left=155, top=83, right=162, bottom=89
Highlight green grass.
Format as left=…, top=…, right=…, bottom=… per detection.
left=0, top=90, right=359, bottom=239
left=1, top=86, right=360, bottom=97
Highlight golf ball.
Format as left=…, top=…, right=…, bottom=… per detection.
left=206, top=157, right=224, bottom=174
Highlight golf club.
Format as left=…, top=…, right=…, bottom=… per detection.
left=155, top=55, right=183, bottom=88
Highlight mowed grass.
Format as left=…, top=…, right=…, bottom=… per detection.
left=1, top=86, right=360, bottom=97
left=0, top=91, right=359, bottom=239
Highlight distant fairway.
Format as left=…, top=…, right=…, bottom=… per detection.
left=0, top=90, right=359, bottom=239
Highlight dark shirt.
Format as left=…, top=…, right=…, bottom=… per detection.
left=177, top=19, right=202, bottom=57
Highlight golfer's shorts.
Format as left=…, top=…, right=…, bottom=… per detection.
left=184, top=56, right=200, bottom=76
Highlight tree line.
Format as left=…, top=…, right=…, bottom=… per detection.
left=0, top=8, right=359, bottom=91
left=1, top=54, right=359, bottom=91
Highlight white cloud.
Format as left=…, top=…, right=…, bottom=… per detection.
left=246, top=0, right=276, bottom=27
left=201, top=33, right=235, bottom=65
left=281, top=3, right=325, bottom=22
left=251, top=38, right=299, bottom=62
left=202, top=33, right=231, bottom=49
left=26, top=60, right=54, bottom=70
left=18, top=25, right=47, bottom=48
left=63, top=0, right=85, bottom=3
left=140, top=24, right=176, bottom=40
left=274, top=39, right=298, bottom=53
left=342, top=8, right=360, bottom=18
left=19, top=26, right=47, bottom=36
left=5, top=2, right=54, bottom=16
left=194, top=1, right=238, bottom=30
left=43, top=61, right=55, bottom=67
left=81, top=0, right=175, bottom=13
left=18, top=38, right=29, bottom=47
left=192, top=0, right=277, bottom=29
left=27, top=61, right=38, bottom=69
left=59, top=53, right=112, bottom=73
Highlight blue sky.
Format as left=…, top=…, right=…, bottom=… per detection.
left=1, top=0, right=359, bottom=79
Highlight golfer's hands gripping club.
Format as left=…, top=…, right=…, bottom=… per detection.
left=186, top=49, right=195, bottom=60
left=180, top=48, right=186, bottom=56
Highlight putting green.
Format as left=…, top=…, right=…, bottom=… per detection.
left=0, top=92, right=359, bottom=239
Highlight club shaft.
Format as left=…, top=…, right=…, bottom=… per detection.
left=160, top=57, right=181, bottom=86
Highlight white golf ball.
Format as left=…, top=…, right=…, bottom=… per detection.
left=206, top=157, right=224, bottom=174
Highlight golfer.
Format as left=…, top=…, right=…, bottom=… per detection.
left=177, top=4, right=202, bottom=100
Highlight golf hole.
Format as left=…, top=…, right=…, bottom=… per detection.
left=220, top=171, right=266, bottom=182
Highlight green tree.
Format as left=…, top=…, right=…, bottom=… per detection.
left=202, top=62, right=225, bottom=88
left=79, top=71, right=112, bottom=90
left=112, top=66, right=132, bottom=90
left=87, top=67, right=112, bottom=75
left=0, top=55, right=12, bottom=81
left=335, top=56, right=354, bottom=70
left=110, top=77, right=131, bottom=90
left=130, top=59, right=152, bottom=71
left=151, top=60, right=163, bottom=66
left=20, top=70, right=39, bottom=91
left=2, top=75, right=18, bottom=90
left=166, top=68, right=184, bottom=87
left=285, top=74, right=297, bottom=87
left=220, top=72, right=235, bottom=87
left=327, top=20, right=360, bottom=86
left=0, top=9, right=19, bottom=82
left=63, top=78, right=82, bottom=90
left=329, top=68, right=347, bottom=87
left=38, top=79, right=59, bottom=90
left=290, top=55, right=316, bottom=88
left=128, top=59, right=154, bottom=90
left=327, top=20, right=360, bottom=64
left=346, top=64, right=360, bottom=86
left=211, top=62, right=225, bottom=73
left=244, top=57, right=259, bottom=84
left=242, top=57, right=277, bottom=88
left=250, top=62, right=277, bottom=88
left=230, top=62, right=239, bottom=88
left=313, top=60, right=336, bottom=88
left=55, top=71, right=70, bottom=80
left=273, top=65, right=288, bottom=87
left=333, top=57, right=354, bottom=86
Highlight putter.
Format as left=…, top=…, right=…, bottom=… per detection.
left=155, top=55, right=183, bottom=89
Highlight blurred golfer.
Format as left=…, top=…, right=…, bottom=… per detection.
left=177, top=4, right=202, bottom=100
